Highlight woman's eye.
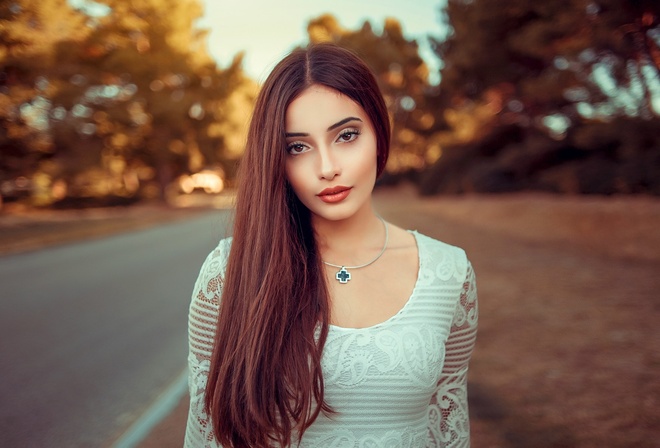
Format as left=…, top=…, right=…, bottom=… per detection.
left=287, top=143, right=309, bottom=155
left=337, top=128, right=360, bottom=143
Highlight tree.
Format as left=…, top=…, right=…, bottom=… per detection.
left=433, top=0, right=660, bottom=124
left=1, top=0, right=255, bottom=206
left=0, top=0, right=91, bottom=204
left=419, top=0, right=660, bottom=195
left=48, top=0, right=253, bottom=201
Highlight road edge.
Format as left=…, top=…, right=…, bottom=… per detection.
left=111, top=369, right=188, bottom=448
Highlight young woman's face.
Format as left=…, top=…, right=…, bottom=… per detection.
left=284, top=84, right=378, bottom=222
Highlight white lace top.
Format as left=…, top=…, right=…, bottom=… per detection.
left=185, top=231, right=478, bottom=448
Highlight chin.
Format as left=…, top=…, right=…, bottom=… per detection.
left=308, top=201, right=370, bottom=223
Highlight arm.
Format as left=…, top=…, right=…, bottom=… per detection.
left=184, top=240, right=230, bottom=448
left=427, top=262, right=478, bottom=448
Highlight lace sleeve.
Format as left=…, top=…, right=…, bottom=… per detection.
left=427, top=262, right=478, bottom=448
left=184, top=239, right=231, bottom=448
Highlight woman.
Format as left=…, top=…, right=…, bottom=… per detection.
left=185, top=43, right=478, bottom=448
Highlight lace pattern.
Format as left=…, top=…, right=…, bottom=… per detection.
left=426, top=264, right=477, bottom=448
left=185, top=239, right=231, bottom=448
left=297, top=428, right=426, bottom=448
left=184, top=233, right=478, bottom=448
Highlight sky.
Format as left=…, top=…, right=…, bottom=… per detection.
left=197, top=0, right=448, bottom=84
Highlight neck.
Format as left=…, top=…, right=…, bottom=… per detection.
left=313, top=203, right=385, bottom=264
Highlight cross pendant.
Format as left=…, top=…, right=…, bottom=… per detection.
left=335, top=267, right=351, bottom=284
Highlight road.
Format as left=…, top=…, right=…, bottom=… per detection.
left=0, top=210, right=231, bottom=447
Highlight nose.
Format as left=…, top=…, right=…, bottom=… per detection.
left=318, top=147, right=340, bottom=180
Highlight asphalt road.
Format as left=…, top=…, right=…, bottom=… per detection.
left=0, top=210, right=231, bottom=447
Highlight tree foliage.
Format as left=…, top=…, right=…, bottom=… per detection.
left=434, top=0, right=660, bottom=120
left=0, top=0, right=90, bottom=202
left=422, top=0, right=660, bottom=195
left=1, top=0, right=255, bottom=206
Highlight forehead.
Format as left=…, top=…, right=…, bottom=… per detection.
left=285, top=85, right=366, bottom=131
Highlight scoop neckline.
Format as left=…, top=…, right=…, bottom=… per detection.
left=328, top=230, right=422, bottom=332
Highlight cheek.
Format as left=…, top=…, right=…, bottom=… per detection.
left=285, top=160, right=306, bottom=194
left=358, top=138, right=379, bottom=178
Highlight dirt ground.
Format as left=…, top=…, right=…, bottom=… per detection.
left=2, top=186, right=658, bottom=447
left=0, top=202, right=206, bottom=256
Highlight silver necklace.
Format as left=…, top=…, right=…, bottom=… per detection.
left=322, top=216, right=388, bottom=284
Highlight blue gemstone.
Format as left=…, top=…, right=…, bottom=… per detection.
left=336, top=267, right=351, bottom=283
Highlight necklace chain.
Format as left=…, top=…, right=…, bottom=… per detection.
left=322, top=216, right=388, bottom=284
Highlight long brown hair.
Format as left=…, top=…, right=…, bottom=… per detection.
left=204, top=43, right=391, bottom=447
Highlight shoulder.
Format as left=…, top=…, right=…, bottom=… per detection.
left=191, top=237, right=233, bottom=305
left=412, top=230, right=466, bottom=258
left=200, top=237, right=233, bottom=273
left=411, top=230, right=469, bottom=283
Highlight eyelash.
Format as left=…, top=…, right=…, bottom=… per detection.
left=337, top=128, right=361, bottom=142
left=286, top=128, right=361, bottom=155
left=287, top=142, right=308, bottom=154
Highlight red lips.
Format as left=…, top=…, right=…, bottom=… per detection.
left=317, top=186, right=352, bottom=203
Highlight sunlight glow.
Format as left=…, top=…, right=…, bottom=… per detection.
left=198, top=0, right=448, bottom=83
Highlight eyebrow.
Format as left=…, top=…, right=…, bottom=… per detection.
left=327, top=116, right=362, bottom=131
left=285, top=116, right=363, bottom=138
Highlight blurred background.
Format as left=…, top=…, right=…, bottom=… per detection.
left=2, top=0, right=659, bottom=208
left=1, top=0, right=659, bottom=447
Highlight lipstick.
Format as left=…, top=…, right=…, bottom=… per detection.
left=318, top=186, right=352, bottom=203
